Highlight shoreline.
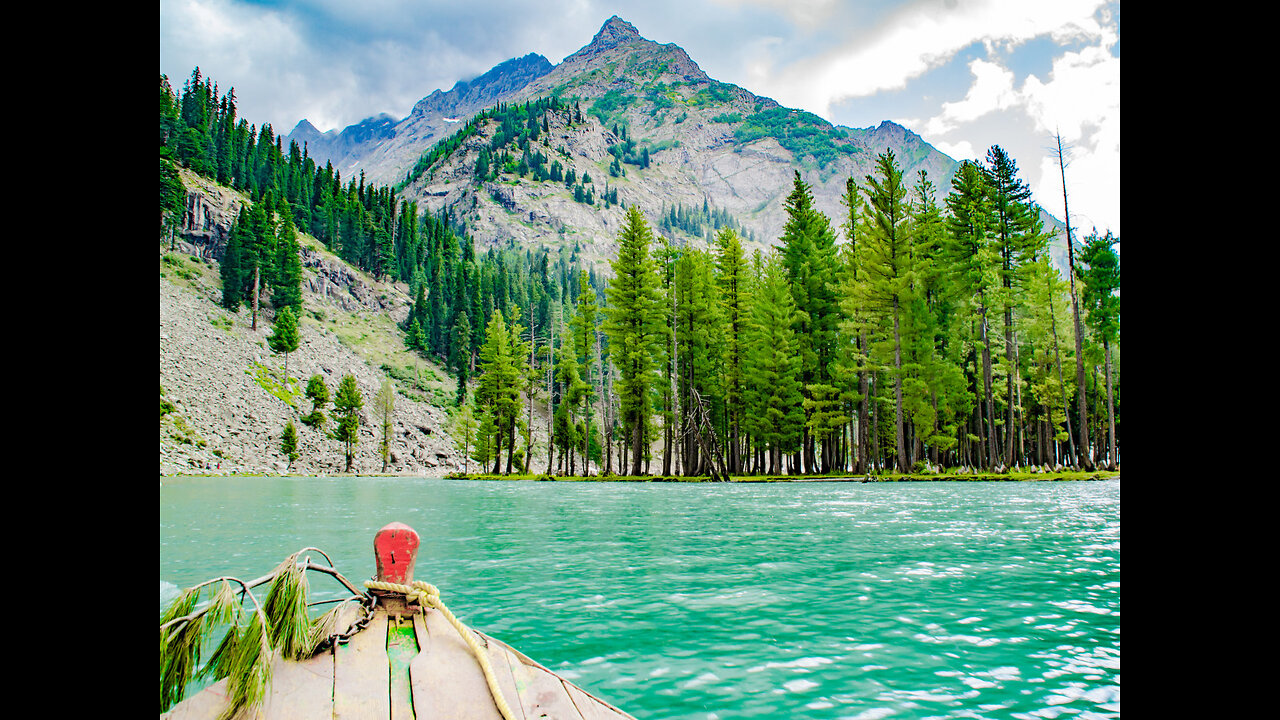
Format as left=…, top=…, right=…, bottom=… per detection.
left=161, top=470, right=1120, bottom=482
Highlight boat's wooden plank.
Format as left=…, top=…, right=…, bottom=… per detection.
left=161, top=678, right=231, bottom=720
left=409, top=607, right=504, bottom=720
left=481, top=632, right=633, bottom=720
left=261, top=599, right=365, bottom=719
left=504, top=650, right=584, bottom=720
left=261, top=649, right=335, bottom=720
left=334, top=607, right=390, bottom=720
left=482, top=640, right=527, bottom=720
left=562, top=680, right=634, bottom=720
left=388, top=616, right=420, bottom=720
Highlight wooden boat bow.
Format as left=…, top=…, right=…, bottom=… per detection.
left=162, top=522, right=635, bottom=720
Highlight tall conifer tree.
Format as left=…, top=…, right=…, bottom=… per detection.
left=603, top=206, right=665, bottom=475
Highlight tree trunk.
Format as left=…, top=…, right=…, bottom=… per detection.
left=892, top=298, right=908, bottom=473
left=858, top=334, right=870, bottom=475
left=492, top=424, right=502, bottom=475
left=251, top=265, right=260, bottom=331
left=1047, top=270, right=1076, bottom=467
left=980, top=304, right=996, bottom=470
left=631, top=416, right=643, bottom=476
left=1004, top=309, right=1015, bottom=468
left=1105, top=339, right=1116, bottom=470
left=1057, top=133, right=1094, bottom=472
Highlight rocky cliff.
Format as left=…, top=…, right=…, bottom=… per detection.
left=159, top=176, right=496, bottom=477
left=288, top=53, right=553, bottom=187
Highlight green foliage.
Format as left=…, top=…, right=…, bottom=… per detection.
left=589, top=89, right=637, bottom=125
left=604, top=206, right=666, bottom=472
left=374, top=377, right=395, bottom=471
left=267, top=306, right=300, bottom=373
left=733, top=108, right=860, bottom=169
left=249, top=362, right=303, bottom=408
left=302, top=374, right=329, bottom=429
left=450, top=402, right=479, bottom=474
left=659, top=199, right=753, bottom=243
left=162, top=253, right=201, bottom=281
left=1080, top=231, right=1120, bottom=345
left=474, top=309, right=527, bottom=473
left=281, top=420, right=299, bottom=468
left=159, top=548, right=370, bottom=717
left=332, top=374, right=363, bottom=471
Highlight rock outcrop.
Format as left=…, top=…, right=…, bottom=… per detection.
left=160, top=269, right=463, bottom=477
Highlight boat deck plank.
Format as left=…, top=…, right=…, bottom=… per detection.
left=333, top=606, right=389, bottom=719
left=483, top=633, right=635, bottom=720
left=161, top=678, right=230, bottom=720
left=563, top=681, right=619, bottom=720
left=502, top=645, right=585, bottom=720
left=409, top=607, right=503, bottom=720
left=260, top=649, right=336, bottom=720
left=481, top=637, right=528, bottom=720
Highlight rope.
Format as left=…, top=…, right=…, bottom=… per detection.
left=364, top=579, right=516, bottom=720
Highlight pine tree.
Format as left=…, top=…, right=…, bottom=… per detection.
left=303, top=374, right=329, bottom=429
left=1080, top=230, right=1120, bottom=470
left=942, top=161, right=1000, bottom=469
left=451, top=402, right=479, bottom=474
left=472, top=409, right=497, bottom=472
left=271, top=208, right=304, bottom=316
left=332, top=374, right=363, bottom=472
left=267, top=306, right=300, bottom=376
left=374, top=377, right=395, bottom=473
left=603, top=206, right=665, bottom=475
left=984, top=145, right=1046, bottom=468
left=221, top=207, right=252, bottom=310
left=714, top=228, right=749, bottom=472
left=451, top=310, right=472, bottom=404
left=475, top=310, right=522, bottom=474
left=860, top=150, right=913, bottom=472
left=569, top=271, right=599, bottom=474
left=281, top=420, right=299, bottom=470
left=836, top=178, right=873, bottom=474
left=160, top=151, right=186, bottom=250
left=743, top=252, right=804, bottom=474
left=778, top=171, right=841, bottom=472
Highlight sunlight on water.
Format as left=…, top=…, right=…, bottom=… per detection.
left=161, top=477, right=1119, bottom=719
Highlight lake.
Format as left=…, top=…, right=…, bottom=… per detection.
left=160, top=476, right=1120, bottom=719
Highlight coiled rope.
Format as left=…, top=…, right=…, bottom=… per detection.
left=364, top=579, right=516, bottom=720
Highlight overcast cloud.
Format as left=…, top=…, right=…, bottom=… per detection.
left=160, top=0, right=1120, bottom=235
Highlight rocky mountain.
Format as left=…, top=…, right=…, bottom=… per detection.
left=289, top=17, right=969, bottom=261
left=159, top=17, right=1077, bottom=476
left=288, top=53, right=553, bottom=185
left=288, top=17, right=1074, bottom=270
left=161, top=170, right=478, bottom=477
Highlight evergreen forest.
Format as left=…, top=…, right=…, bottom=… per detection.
left=161, top=68, right=1120, bottom=479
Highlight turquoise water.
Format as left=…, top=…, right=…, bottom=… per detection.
left=160, top=477, right=1120, bottom=719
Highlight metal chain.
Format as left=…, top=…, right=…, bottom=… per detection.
left=315, top=593, right=378, bottom=654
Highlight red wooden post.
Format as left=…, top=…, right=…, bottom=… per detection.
left=374, top=521, right=420, bottom=585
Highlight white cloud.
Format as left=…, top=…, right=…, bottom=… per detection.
left=921, top=58, right=1018, bottom=137
left=746, top=0, right=1112, bottom=120
left=1021, top=45, right=1120, bottom=145
left=932, top=139, right=979, bottom=163
left=907, top=18, right=1119, bottom=234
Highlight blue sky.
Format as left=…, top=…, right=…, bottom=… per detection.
left=160, top=0, right=1120, bottom=236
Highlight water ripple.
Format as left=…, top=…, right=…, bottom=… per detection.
left=161, top=476, right=1120, bottom=719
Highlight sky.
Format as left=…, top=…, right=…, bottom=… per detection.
left=160, top=0, right=1120, bottom=236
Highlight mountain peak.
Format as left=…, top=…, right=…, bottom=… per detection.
left=599, top=15, right=641, bottom=40
left=584, top=16, right=643, bottom=53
